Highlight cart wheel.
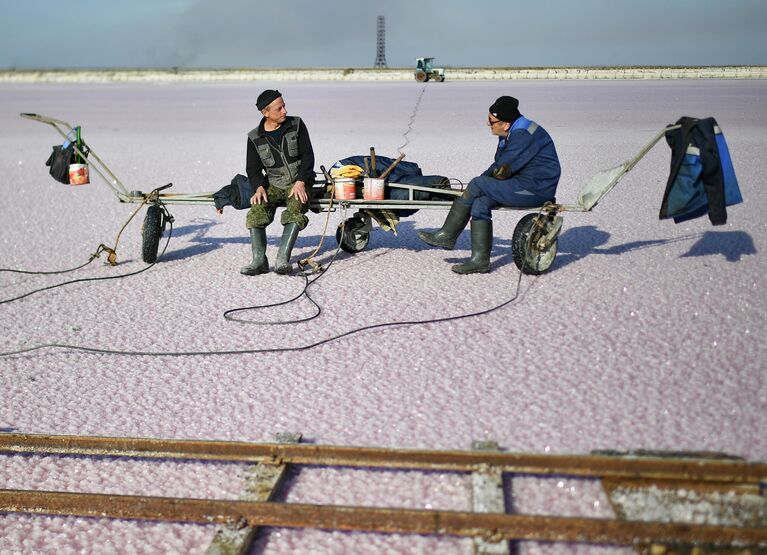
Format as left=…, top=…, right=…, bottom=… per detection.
left=415, top=69, right=428, bottom=82
left=336, top=217, right=369, bottom=253
left=141, top=204, right=164, bottom=263
left=512, top=213, right=558, bottom=275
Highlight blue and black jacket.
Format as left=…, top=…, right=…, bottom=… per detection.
left=661, top=116, right=742, bottom=225
left=483, top=115, right=561, bottom=200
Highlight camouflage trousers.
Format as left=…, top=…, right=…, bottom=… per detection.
left=245, top=184, right=310, bottom=230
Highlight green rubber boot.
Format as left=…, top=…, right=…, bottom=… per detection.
left=417, top=200, right=471, bottom=250
left=240, top=227, right=269, bottom=276
left=452, top=219, right=492, bottom=274
left=275, top=222, right=300, bottom=275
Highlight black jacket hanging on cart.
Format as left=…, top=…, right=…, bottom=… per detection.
left=660, top=116, right=742, bottom=225
left=213, top=173, right=254, bottom=211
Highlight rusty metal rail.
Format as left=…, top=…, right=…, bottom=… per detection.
left=1, top=433, right=766, bottom=551
left=2, top=433, right=765, bottom=484
left=1, top=489, right=766, bottom=547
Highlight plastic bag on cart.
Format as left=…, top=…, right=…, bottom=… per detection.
left=45, top=130, right=89, bottom=184
left=45, top=144, right=75, bottom=184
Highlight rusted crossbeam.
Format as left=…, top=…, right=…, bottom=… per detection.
left=1, top=433, right=765, bottom=484
left=205, top=432, right=301, bottom=555
left=1, top=489, right=765, bottom=547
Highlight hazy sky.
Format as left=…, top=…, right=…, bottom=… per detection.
left=2, top=0, right=765, bottom=69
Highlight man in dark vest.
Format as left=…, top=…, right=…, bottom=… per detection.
left=241, top=89, right=316, bottom=275
left=418, top=96, right=560, bottom=273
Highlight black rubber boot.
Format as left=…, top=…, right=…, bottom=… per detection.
left=275, top=222, right=300, bottom=275
left=452, top=219, right=492, bottom=274
left=417, top=200, right=471, bottom=250
left=240, top=227, right=269, bottom=276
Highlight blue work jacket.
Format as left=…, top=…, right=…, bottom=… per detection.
left=484, top=115, right=561, bottom=200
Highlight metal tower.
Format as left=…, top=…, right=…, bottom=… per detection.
left=374, top=16, right=387, bottom=68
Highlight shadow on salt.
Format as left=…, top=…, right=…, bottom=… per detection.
left=554, top=226, right=756, bottom=270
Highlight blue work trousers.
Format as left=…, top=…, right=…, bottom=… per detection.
left=458, top=175, right=552, bottom=221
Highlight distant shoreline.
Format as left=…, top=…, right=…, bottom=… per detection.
left=2, top=66, right=766, bottom=83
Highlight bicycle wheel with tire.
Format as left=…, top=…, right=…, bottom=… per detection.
left=335, top=217, right=370, bottom=254
left=141, top=204, right=164, bottom=263
left=511, top=213, right=558, bottom=275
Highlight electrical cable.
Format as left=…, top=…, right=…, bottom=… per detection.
left=0, top=220, right=172, bottom=307
left=1, top=200, right=530, bottom=358
left=222, top=274, right=320, bottom=325
left=0, top=197, right=151, bottom=304
left=0, top=201, right=539, bottom=357
left=0, top=181, right=148, bottom=279
left=221, top=236, right=342, bottom=326
left=222, top=181, right=347, bottom=325
left=0, top=256, right=99, bottom=276
left=397, top=82, right=428, bottom=155
left=0, top=262, right=526, bottom=358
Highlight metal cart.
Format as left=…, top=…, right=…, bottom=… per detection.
left=21, top=113, right=678, bottom=275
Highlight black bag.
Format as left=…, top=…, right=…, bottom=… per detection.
left=45, top=127, right=90, bottom=184
left=45, top=143, right=76, bottom=184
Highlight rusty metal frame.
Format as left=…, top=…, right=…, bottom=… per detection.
left=1, top=433, right=766, bottom=550
left=2, top=433, right=765, bottom=484
left=1, top=488, right=766, bottom=547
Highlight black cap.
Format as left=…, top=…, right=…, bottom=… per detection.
left=489, top=96, right=520, bottom=123
left=256, top=89, right=282, bottom=110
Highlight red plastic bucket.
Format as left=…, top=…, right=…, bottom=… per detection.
left=363, top=177, right=384, bottom=200
left=68, top=163, right=89, bottom=185
left=334, top=178, right=356, bottom=200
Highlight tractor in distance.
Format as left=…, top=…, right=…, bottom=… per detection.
left=414, top=57, right=445, bottom=82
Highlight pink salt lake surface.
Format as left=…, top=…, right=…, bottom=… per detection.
left=0, top=79, right=765, bottom=554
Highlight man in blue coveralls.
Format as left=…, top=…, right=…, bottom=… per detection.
left=418, top=96, right=561, bottom=273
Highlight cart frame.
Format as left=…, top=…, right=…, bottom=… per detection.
left=21, top=113, right=678, bottom=275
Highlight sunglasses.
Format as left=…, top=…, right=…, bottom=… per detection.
left=488, top=116, right=504, bottom=126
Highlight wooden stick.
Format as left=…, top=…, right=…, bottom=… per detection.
left=379, top=153, right=406, bottom=180
left=369, top=147, right=377, bottom=177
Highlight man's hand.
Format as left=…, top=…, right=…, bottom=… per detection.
left=492, top=165, right=511, bottom=179
left=288, top=181, right=308, bottom=203
left=250, top=185, right=268, bottom=205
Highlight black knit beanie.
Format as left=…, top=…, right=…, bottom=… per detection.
left=256, top=89, right=282, bottom=110
left=489, top=96, right=520, bottom=123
